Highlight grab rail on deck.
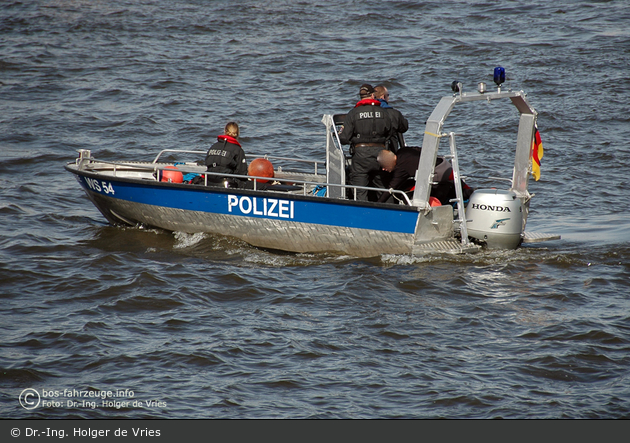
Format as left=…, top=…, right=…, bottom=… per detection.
left=73, top=151, right=413, bottom=206
left=152, top=149, right=324, bottom=175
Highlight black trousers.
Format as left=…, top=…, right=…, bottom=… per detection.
left=349, top=145, right=385, bottom=201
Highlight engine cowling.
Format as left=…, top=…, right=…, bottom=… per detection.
left=465, top=189, right=524, bottom=249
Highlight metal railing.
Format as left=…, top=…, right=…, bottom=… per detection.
left=74, top=150, right=413, bottom=206
left=152, top=149, right=324, bottom=176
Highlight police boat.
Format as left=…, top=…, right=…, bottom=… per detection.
left=65, top=68, right=560, bottom=257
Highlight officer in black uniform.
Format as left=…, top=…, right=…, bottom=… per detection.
left=376, top=148, right=475, bottom=204
left=339, top=84, right=392, bottom=201
left=204, top=121, right=248, bottom=186
left=374, top=84, right=408, bottom=154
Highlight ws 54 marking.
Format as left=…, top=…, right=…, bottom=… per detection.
left=84, top=177, right=115, bottom=195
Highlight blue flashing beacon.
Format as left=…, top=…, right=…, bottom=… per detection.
left=494, top=67, right=506, bottom=86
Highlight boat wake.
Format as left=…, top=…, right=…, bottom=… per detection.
left=173, top=231, right=207, bottom=249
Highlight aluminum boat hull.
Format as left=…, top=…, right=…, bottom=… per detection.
left=67, top=168, right=466, bottom=257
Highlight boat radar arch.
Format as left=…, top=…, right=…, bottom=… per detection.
left=411, top=67, right=537, bottom=211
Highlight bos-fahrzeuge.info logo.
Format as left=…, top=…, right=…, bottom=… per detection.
left=18, top=388, right=166, bottom=410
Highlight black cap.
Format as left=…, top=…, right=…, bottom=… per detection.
left=359, top=83, right=375, bottom=96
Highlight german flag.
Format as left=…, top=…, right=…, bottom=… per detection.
left=531, top=124, right=543, bottom=181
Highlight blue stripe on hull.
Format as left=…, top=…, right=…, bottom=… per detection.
left=76, top=174, right=418, bottom=234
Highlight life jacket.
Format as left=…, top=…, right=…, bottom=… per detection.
left=354, top=98, right=381, bottom=107
left=204, top=136, right=246, bottom=178
left=349, top=99, right=391, bottom=145
left=217, top=134, right=240, bottom=147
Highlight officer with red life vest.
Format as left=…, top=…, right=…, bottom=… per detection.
left=339, top=84, right=393, bottom=201
left=204, top=121, right=248, bottom=185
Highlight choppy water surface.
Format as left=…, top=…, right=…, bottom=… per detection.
left=1, top=0, right=629, bottom=419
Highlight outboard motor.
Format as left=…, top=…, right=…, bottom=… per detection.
left=465, top=189, right=524, bottom=249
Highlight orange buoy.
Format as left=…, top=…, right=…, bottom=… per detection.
left=429, top=196, right=442, bottom=207
left=160, top=166, right=183, bottom=183
left=248, top=158, right=274, bottom=183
